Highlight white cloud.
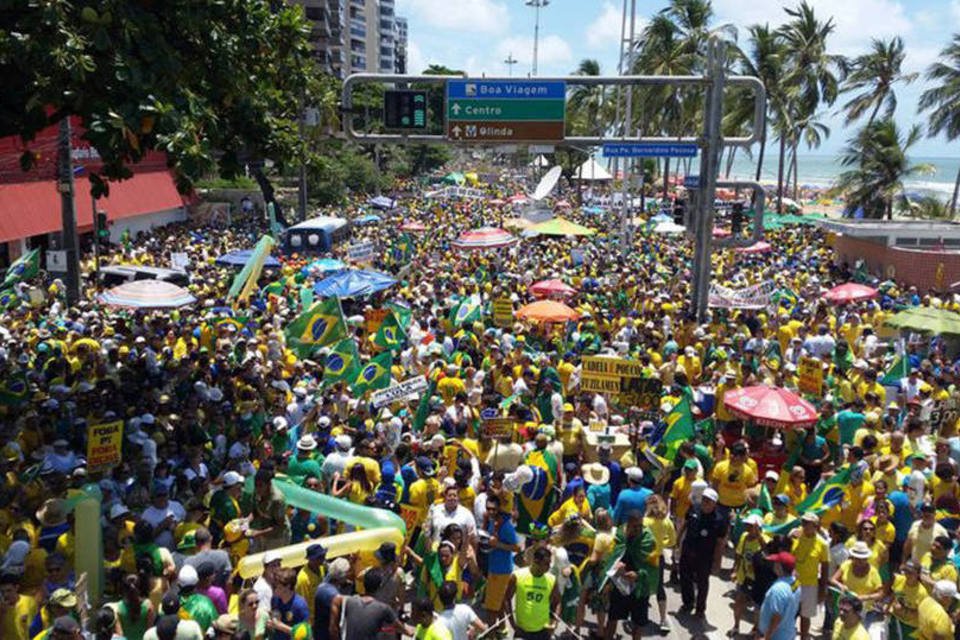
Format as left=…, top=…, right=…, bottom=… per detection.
left=397, top=0, right=509, bottom=35
left=953, top=0, right=960, bottom=23
left=405, top=40, right=426, bottom=75
left=586, top=2, right=645, bottom=50
left=489, top=34, right=574, bottom=75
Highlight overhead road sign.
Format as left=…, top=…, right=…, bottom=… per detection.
left=384, top=90, right=427, bottom=129
left=446, top=79, right=566, bottom=143
left=602, top=142, right=699, bottom=158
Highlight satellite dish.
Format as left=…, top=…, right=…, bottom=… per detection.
left=531, top=165, right=562, bottom=201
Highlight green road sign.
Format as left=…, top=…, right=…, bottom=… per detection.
left=446, top=99, right=565, bottom=122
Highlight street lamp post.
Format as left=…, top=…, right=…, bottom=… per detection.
left=503, top=53, right=518, bottom=77
left=525, top=0, right=549, bottom=76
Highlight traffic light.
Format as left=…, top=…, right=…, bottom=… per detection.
left=731, top=201, right=744, bottom=234
left=383, top=90, right=427, bottom=130
left=95, top=210, right=109, bottom=240
left=673, top=198, right=686, bottom=226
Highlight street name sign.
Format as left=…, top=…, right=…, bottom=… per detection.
left=601, top=142, right=700, bottom=158
left=446, top=79, right=565, bottom=143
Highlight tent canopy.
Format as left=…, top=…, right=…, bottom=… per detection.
left=885, top=306, right=960, bottom=335
left=529, top=154, right=551, bottom=168
left=97, top=280, right=196, bottom=309
left=575, top=158, right=612, bottom=181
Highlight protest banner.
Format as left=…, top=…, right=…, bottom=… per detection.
left=348, top=241, right=376, bottom=263
left=492, top=298, right=514, bottom=328
left=482, top=417, right=515, bottom=439
left=371, top=376, right=428, bottom=409
left=798, top=357, right=823, bottom=396
left=86, top=421, right=123, bottom=470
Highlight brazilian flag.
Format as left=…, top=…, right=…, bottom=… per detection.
left=285, top=297, right=347, bottom=355
left=3, top=248, right=40, bottom=288
left=323, top=339, right=361, bottom=384
left=449, top=294, right=482, bottom=327
left=0, top=374, right=28, bottom=406
left=764, top=340, right=782, bottom=370
left=373, top=311, right=406, bottom=351
left=387, top=301, right=412, bottom=330
left=0, top=289, right=18, bottom=309
left=795, top=465, right=852, bottom=514
left=351, top=351, right=393, bottom=395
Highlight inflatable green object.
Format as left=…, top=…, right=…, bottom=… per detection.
left=67, top=484, right=103, bottom=605
left=244, top=475, right=406, bottom=535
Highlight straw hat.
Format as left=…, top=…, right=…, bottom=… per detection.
left=36, top=499, right=68, bottom=528
left=849, top=541, right=873, bottom=559
left=581, top=463, right=610, bottom=486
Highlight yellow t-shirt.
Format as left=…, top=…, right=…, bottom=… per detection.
left=890, top=574, right=927, bottom=626
left=711, top=459, right=757, bottom=508
left=920, top=553, right=959, bottom=584
left=0, top=594, right=38, bottom=640
left=792, top=534, right=829, bottom=587
left=918, top=596, right=954, bottom=640
left=735, top=532, right=768, bottom=584
left=837, top=560, right=882, bottom=597
left=670, top=475, right=695, bottom=521
left=832, top=619, right=871, bottom=640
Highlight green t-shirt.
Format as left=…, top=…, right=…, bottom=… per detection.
left=836, top=410, right=866, bottom=446
left=181, top=593, right=218, bottom=632
left=287, top=455, right=323, bottom=481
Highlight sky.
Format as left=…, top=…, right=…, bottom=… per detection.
left=394, top=0, right=959, bottom=157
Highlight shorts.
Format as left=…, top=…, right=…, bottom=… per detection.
left=609, top=585, right=649, bottom=624
left=483, top=573, right=511, bottom=612
left=800, top=585, right=820, bottom=618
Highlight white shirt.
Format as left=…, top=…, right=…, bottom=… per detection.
left=438, top=604, right=480, bottom=640
left=253, top=576, right=273, bottom=618
left=140, top=500, right=186, bottom=549
left=426, top=503, right=477, bottom=543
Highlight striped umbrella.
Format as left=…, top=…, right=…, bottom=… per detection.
left=451, top=227, right=517, bottom=251
left=97, top=280, right=196, bottom=309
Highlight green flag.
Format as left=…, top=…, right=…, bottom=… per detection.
left=765, top=340, right=782, bottom=369
left=0, top=289, right=19, bottom=310
left=758, top=482, right=773, bottom=513
left=3, top=249, right=40, bottom=287
left=373, top=311, right=407, bottom=351
left=412, top=379, right=437, bottom=432
left=285, top=297, right=348, bottom=355
left=387, top=301, right=412, bottom=330
left=449, top=294, right=482, bottom=327
left=322, top=339, right=361, bottom=384
left=795, top=466, right=852, bottom=515
left=351, top=351, right=393, bottom=395
left=881, top=355, right=909, bottom=386
left=660, top=396, right=695, bottom=460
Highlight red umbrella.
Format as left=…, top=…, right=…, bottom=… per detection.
left=451, top=227, right=517, bottom=250
left=529, top=279, right=577, bottom=299
left=712, top=228, right=731, bottom=238
left=823, top=283, right=878, bottom=304
left=735, top=241, right=772, bottom=254
left=723, top=385, right=819, bottom=429
left=516, top=300, right=580, bottom=323
left=400, top=221, right=427, bottom=232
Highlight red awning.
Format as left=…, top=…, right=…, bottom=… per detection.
left=0, top=172, right=185, bottom=243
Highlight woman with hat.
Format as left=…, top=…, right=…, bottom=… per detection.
left=582, top=462, right=611, bottom=512
left=830, top=541, right=884, bottom=620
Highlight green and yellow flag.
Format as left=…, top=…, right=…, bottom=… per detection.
left=659, top=396, right=695, bottom=460
left=373, top=311, right=407, bottom=351
left=0, top=374, right=29, bottom=406
left=449, top=294, right=482, bottom=327
left=351, top=351, right=393, bottom=395
left=3, top=248, right=40, bottom=288
left=323, top=339, right=361, bottom=384
left=285, top=297, right=348, bottom=355
left=387, top=301, right=413, bottom=330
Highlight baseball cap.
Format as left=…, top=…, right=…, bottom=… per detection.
left=48, top=588, right=78, bottom=608
left=626, top=467, right=643, bottom=482
left=934, top=580, right=960, bottom=600
left=683, top=459, right=698, bottom=471
left=702, top=488, right=719, bottom=502
left=765, top=551, right=796, bottom=573
left=178, top=564, right=198, bottom=587
left=222, top=471, right=244, bottom=487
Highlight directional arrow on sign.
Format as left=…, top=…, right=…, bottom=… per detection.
left=451, top=125, right=462, bottom=138
left=451, top=103, right=462, bottom=116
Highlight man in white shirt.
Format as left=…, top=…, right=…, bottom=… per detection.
left=253, top=553, right=281, bottom=618
left=437, top=581, right=486, bottom=640
left=426, top=485, right=477, bottom=545
left=140, top=484, right=185, bottom=550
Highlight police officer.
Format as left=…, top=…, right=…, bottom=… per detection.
left=677, top=487, right=728, bottom=619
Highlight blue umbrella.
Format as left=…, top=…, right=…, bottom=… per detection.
left=313, top=270, right=397, bottom=298
left=306, top=258, right=347, bottom=274
left=354, top=214, right=382, bottom=225
left=215, top=249, right=281, bottom=268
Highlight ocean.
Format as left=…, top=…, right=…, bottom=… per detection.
left=718, top=153, right=960, bottom=200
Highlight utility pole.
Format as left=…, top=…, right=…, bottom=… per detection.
left=691, top=41, right=727, bottom=323
left=503, top=53, right=518, bottom=77
left=525, top=0, right=549, bottom=76
left=618, top=0, right=637, bottom=251
left=57, top=117, right=80, bottom=305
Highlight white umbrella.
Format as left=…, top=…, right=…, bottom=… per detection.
left=653, top=221, right=685, bottom=235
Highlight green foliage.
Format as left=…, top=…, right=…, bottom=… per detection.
left=1, top=0, right=319, bottom=197
left=840, top=37, right=917, bottom=126
left=196, top=176, right=258, bottom=190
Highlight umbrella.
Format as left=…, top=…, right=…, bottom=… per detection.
left=653, top=221, right=685, bottom=235
left=400, top=221, right=427, bottom=232
left=516, top=300, right=580, bottom=323
left=529, top=217, right=596, bottom=237
left=736, top=241, right=773, bottom=254
left=884, top=306, right=960, bottom=335
left=98, top=280, right=196, bottom=309
left=823, top=283, right=878, bottom=304
left=215, top=249, right=281, bottom=269
left=723, top=385, right=819, bottom=429
left=712, top=228, right=731, bottom=238
left=312, top=270, right=396, bottom=298
left=354, top=214, right=381, bottom=225
left=306, top=258, right=347, bottom=275
left=529, top=279, right=577, bottom=299
left=451, top=227, right=517, bottom=250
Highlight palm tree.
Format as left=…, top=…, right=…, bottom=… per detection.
left=567, top=59, right=607, bottom=137
left=734, top=23, right=787, bottom=182
left=776, top=1, right=844, bottom=211
left=918, top=35, right=960, bottom=216
left=840, top=37, right=917, bottom=126
left=835, top=119, right=934, bottom=219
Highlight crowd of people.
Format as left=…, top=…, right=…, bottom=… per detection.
left=1, top=170, right=959, bottom=640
